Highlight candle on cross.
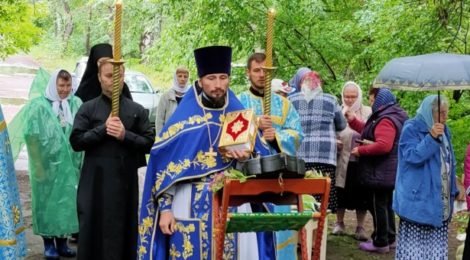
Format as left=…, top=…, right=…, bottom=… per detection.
left=111, top=0, right=124, bottom=117
left=263, top=8, right=276, bottom=115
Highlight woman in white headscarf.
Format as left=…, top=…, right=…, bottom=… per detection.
left=13, top=69, right=82, bottom=259
left=155, top=67, right=190, bottom=134
left=333, top=81, right=372, bottom=240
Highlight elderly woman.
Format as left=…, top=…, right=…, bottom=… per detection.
left=333, top=81, right=371, bottom=240
left=393, top=95, right=458, bottom=259
left=12, top=70, right=82, bottom=259
left=347, top=88, right=408, bottom=253
left=289, top=70, right=346, bottom=213
left=155, top=67, right=190, bottom=134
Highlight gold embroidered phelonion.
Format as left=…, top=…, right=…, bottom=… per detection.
left=111, top=0, right=123, bottom=117
left=263, top=8, right=275, bottom=115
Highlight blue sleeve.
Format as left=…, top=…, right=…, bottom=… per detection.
left=275, top=102, right=304, bottom=156
left=399, top=123, right=440, bottom=165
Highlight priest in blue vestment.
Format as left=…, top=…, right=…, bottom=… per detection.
left=238, top=53, right=304, bottom=258
left=138, top=46, right=275, bottom=260
left=238, top=53, right=303, bottom=156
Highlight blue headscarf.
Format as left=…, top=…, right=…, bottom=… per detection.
left=416, top=95, right=441, bottom=130
left=372, top=88, right=396, bottom=112
left=416, top=94, right=451, bottom=162
left=289, top=67, right=311, bottom=93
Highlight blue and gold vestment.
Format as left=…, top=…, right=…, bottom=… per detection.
left=138, top=87, right=272, bottom=260
left=0, top=106, right=26, bottom=259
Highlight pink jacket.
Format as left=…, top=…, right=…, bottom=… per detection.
left=464, top=143, right=470, bottom=210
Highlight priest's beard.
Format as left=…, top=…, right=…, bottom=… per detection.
left=202, top=91, right=226, bottom=108
left=212, top=96, right=226, bottom=107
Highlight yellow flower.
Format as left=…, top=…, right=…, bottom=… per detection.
left=162, top=132, right=169, bottom=139
left=219, top=114, right=226, bottom=123
left=205, top=156, right=217, bottom=168
left=142, top=217, right=153, bottom=229
left=138, top=246, right=147, bottom=255
left=12, top=206, right=20, bottom=225
left=182, top=233, right=194, bottom=258
left=183, top=159, right=191, bottom=167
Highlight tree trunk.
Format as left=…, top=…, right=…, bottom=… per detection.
left=62, top=0, right=74, bottom=53
left=85, top=5, right=92, bottom=54
left=453, top=90, right=464, bottom=103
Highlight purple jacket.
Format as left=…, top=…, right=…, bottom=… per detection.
left=359, top=104, right=408, bottom=189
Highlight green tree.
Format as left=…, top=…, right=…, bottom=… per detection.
left=0, top=0, right=43, bottom=58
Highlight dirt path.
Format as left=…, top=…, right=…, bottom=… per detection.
left=16, top=171, right=77, bottom=260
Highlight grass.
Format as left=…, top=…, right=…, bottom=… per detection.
left=326, top=214, right=394, bottom=260
left=28, top=45, right=79, bottom=74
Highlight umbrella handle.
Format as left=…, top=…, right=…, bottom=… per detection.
left=437, top=91, right=441, bottom=124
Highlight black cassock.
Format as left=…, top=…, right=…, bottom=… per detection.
left=70, top=94, right=154, bottom=260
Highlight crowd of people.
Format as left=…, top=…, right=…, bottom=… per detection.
left=0, top=42, right=467, bottom=260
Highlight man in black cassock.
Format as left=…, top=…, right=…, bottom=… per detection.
left=70, top=58, right=154, bottom=260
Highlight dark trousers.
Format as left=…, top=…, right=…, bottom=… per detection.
left=369, top=189, right=396, bottom=247
left=463, top=217, right=470, bottom=259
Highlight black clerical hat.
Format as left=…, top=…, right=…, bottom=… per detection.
left=194, top=46, right=232, bottom=78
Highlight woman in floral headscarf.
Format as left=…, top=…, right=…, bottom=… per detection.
left=333, top=81, right=372, bottom=240
left=289, top=70, right=346, bottom=213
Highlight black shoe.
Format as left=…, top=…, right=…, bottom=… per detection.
left=55, top=237, right=77, bottom=258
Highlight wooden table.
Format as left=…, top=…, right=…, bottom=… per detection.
left=212, top=177, right=331, bottom=260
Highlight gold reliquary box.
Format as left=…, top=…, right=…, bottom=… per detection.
left=218, top=109, right=258, bottom=153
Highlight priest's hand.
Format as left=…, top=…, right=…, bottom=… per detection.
left=225, top=150, right=250, bottom=161
left=258, top=115, right=272, bottom=130
left=262, top=127, right=276, bottom=141
left=106, top=116, right=126, bottom=140
left=159, top=211, right=176, bottom=235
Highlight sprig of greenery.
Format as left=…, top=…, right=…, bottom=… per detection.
left=209, top=168, right=255, bottom=192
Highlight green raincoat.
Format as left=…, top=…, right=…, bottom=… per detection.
left=10, top=69, right=82, bottom=236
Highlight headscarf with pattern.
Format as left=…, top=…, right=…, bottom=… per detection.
left=372, top=88, right=396, bottom=113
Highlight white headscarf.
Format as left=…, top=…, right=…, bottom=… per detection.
left=171, top=69, right=190, bottom=96
left=44, top=70, right=74, bottom=126
left=341, top=81, right=363, bottom=119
